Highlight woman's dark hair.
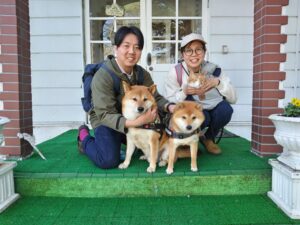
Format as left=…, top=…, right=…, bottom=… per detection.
left=180, top=40, right=207, bottom=54
left=114, top=26, right=144, bottom=50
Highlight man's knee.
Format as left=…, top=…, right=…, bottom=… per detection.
left=95, top=157, right=120, bottom=169
left=96, top=155, right=120, bottom=169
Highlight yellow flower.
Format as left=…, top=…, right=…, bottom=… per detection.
left=284, top=97, right=300, bottom=117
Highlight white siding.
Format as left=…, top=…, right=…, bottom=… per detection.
left=209, top=0, right=254, bottom=139
left=282, top=0, right=300, bottom=106
left=29, top=0, right=85, bottom=127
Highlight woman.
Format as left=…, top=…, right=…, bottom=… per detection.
left=164, top=33, right=237, bottom=154
left=78, top=26, right=175, bottom=169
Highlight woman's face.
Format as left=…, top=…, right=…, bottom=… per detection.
left=114, top=33, right=142, bottom=73
left=182, top=41, right=205, bottom=72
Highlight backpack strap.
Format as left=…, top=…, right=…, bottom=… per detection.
left=213, top=67, right=221, bottom=77
left=135, top=65, right=144, bottom=85
left=175, top=63, right=183, bottom=86
left=101, top=63, right=121, bottom=95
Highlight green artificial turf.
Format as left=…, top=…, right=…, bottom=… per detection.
left=14, top=129, right=272, bottom=177
left=12, top=129, right=274, bottom=198
left=0, top=195, right=299, bottom=225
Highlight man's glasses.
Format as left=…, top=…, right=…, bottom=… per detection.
left=184, top=48, right=204, bottom=56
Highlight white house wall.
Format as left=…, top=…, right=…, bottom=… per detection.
left=29, top=0, right=85, bottom=143
left=209, top=0, right=254, bottom=139
left=283, top=0, right=300, bottom=104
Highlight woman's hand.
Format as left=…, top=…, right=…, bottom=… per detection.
left=201, top=78, right=220, bottom=92
left=185, top=78, right=220, bottom=96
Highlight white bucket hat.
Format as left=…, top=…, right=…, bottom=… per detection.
left=181, top=33, right=206, bottom=49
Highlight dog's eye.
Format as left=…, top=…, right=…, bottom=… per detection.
left=192, top=116, right=196, bottom=120
left=132, top=98, right=137, bottom=101
left=182, top=116, right=186, bottom=120
left=143, top=98, right=147, bottom=102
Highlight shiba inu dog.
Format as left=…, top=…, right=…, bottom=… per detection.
left=187, top=70, right=206, bottom=100
left=119, top=82, right=168, bottom=173
left=165, top=101, right=205, bottom=175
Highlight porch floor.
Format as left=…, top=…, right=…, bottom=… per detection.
left=1, top=130, right=299, bottom=224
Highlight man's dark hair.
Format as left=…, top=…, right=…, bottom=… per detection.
left=114, top=26, right=144, bottom=50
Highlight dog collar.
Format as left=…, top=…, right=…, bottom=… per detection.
left=165, top=127, right=200, bottom=139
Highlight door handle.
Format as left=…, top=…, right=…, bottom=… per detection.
left=147, top=52, right=152, bottom=66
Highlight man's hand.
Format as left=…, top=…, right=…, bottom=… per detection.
left=136, top=107, right=157, bottom=125
left=125, top=107, right=157, bottom=128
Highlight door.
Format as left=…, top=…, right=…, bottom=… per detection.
left=84, top=0, right=206, bottom=94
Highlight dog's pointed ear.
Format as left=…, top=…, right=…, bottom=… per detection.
left=148, top=84, right=157, bottom=95
left=122, top=81, right=131, bottom=93
left=174, top=102, right=185, bottom=111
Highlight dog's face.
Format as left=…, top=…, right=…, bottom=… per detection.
left=171, top=101, right=205, bottom=133
left=122, top=82, right=157, bottom=120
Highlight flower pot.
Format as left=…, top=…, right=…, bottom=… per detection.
left=269, top=114, right=300, bottom=170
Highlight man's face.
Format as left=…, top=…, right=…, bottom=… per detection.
left=114, top=34, right=142, bottom=73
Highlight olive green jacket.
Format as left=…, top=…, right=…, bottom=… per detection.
left=89, top=57, right=169, bottom=133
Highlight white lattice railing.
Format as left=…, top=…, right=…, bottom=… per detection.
left=0, top=162, right=19, bottom=213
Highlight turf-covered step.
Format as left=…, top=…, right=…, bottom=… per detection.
left=13, top=130, right=272, bottom=197
left=15, top=172, right=271, bottom=198
left=0, top=195, right=299, bottom=225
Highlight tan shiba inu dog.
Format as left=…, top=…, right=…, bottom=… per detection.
left=165, top=101, right=205, bottom=174
left=187, top=70, right=207, bottom=100
left=119, top=82, right=168, bottom=173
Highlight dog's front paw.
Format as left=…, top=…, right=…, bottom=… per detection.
left=118, top=162, right=129, bottom=169
left=139, top=155, right=147, bottom=160
left=191, top=167, right=198, bottom=172
left=166, top=168, right=173, bottom=175
left=146, top=166, right=156, bottom=173
left=158, top=160, right=167, bottom=167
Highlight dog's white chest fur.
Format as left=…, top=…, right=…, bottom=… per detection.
left=127, top=128, right=154, bottom=157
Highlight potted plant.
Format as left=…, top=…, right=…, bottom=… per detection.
left=269, top=97, right=300, bottom=170
left=268, top=97, right=300, bottom=219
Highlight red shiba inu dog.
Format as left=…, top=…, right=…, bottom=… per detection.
left=165, top=101, right=205, bottom=174
left=119, top=82, right=168, bottom=173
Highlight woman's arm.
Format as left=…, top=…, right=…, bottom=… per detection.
left=164, top=66, right=187, bottom=103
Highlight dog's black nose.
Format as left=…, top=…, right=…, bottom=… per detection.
left=137, top=107, right=144, bottom=113
left=186, top=125, right=192, bottom=130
